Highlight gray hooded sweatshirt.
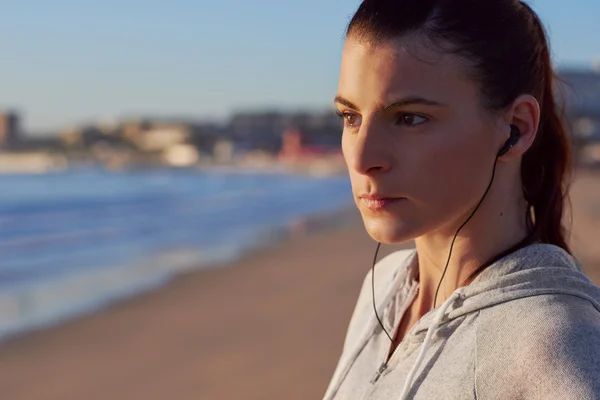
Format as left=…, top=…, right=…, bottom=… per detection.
left=323, top=244, right=600, bottom=400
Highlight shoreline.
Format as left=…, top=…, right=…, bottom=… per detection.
left=0, top=155, right=349, bottom=179
left=0, top=204, right=357, bottom=344
left=0, top=210, right=411, bottom=400
left=0, top=170, right=598, bottom=399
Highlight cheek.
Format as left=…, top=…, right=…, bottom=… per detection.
left=339, top=123, right=495, bottom=243
left=408, top=128, right=494, bottom=223
left=341, top=132, right=358, bottom=181
left=341, top=132, right=350, bottom=164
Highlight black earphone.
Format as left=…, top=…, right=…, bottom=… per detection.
left=371, top=124, right=522, bottom=344
left=497, top=124, right=521, bottom=157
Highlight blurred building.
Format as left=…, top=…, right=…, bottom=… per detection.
left=229, top=110, right=342, bottom=154
left=60, top=125, right=126, bottom=149
left=212, top=139, right=235, bottom=164
left=121, top=119, right=152, bottom=142
left=15, top=109, right=344, bottom=168
left=230, top=111, right=287, bottom=152
left=134, top=123, right=191, bottom=152
left=0, top=110, right=21, bottom=149
left=279, top=128, right=341, bottom=162
left=559, top=69, right=600, bottom=166
left=121, top=120, right=233, bottom=166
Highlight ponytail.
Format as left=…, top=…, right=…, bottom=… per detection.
left=520, top=2, right=572, bottom=253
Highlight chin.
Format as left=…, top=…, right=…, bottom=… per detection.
left=361, top=214, right=418, bottom=244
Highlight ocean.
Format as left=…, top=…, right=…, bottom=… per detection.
left=0, top=168, right=353, bottom=340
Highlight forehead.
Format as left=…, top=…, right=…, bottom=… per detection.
left=338, top=36, right=479, bottom=107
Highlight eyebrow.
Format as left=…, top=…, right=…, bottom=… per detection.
left=333, top=95, right=447, bottom=112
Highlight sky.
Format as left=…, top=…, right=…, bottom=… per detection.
left=1, top=0, right=599, bottom=134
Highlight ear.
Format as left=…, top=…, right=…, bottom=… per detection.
left=500, top=94, right=540, bottom=159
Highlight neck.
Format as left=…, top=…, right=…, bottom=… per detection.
left=412, top=182, right=529, bottom=315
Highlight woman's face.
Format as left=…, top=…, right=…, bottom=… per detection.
left=336, top=36, right=503, bottom=244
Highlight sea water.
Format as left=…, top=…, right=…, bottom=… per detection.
left=0, top=168, right=352, bottom=340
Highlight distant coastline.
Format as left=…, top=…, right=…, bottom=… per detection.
left=0, top=149, right=348, bottom=178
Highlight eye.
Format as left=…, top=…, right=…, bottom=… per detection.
left=336, top=111, right=362, bottom=129
left=397, top=113, right=428, bottom=127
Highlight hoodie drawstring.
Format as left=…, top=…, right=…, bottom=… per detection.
left=398, top=291, right=461, bottom=400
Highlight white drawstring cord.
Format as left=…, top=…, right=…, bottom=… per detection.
left=398, top=291, right=461, bottom=400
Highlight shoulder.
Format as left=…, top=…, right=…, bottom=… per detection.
left=342, top=248, right=415, bottom=349
left=476, top=294, right=600, bottom=399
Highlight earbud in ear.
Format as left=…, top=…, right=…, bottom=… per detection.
left=497, top=124, right=520, bottom=157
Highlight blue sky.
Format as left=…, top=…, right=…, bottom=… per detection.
left=1, top=0, right=599, bottom=133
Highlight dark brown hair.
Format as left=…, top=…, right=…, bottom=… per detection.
left=347, top=0, right=572, bottom=253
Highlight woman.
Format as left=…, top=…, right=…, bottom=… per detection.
left=324, top=1, right=600, bottom=399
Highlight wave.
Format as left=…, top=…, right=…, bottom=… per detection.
left=0, top=169, right=353, bottom=340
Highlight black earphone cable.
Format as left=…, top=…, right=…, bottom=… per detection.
left=371, top=152, right=504, bottom=342
left=371, top=241, right=394, bottom=343
left=432, top=155, right=500, bottom=309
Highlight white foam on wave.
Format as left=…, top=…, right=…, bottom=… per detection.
left=0, top=243, right=246, bottom=341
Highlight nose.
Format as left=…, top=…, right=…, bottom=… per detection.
left=344, top=123, right=392, bottom=176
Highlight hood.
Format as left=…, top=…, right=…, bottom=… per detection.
left=409, top=243, right=600, bottom=336
left=323, top=243, right=600, bottom=400
left=394, top=243, right=600, bottom=400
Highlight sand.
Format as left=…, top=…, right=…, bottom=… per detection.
left=0, top=171, right=598, bottom=400
left=0, top=209, right=410, bottom=400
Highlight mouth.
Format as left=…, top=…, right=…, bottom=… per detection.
left=358, top=195, right=405, bottom=211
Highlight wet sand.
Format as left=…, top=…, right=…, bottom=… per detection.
left=0, top=209, right=410, bottom=400
left=0, top=171, right=598, bottom=400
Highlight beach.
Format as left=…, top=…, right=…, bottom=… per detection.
left=0, top=209, right=404, bottom=400
left=0, top=171, right=599, bottom=400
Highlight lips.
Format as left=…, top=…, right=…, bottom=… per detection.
left=359, top=195, right=404, bottom=211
